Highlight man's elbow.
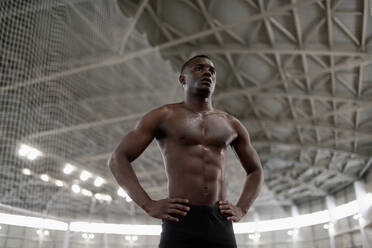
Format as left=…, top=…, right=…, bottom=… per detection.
left=108, top=151, right=123, bottom=173
left=247, top=165, right=264, bottom=182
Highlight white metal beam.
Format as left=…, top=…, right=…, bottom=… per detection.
left=0, top=0, right=321, bottom=92
left=119, top=0, right=150, bottom=54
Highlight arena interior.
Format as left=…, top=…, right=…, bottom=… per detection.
left=0, top=0, right=372, bottom=247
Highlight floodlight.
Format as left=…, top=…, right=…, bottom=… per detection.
left=22, top=168, right=31, bottom=175
left=55, top=180, right=64, bottom=187
left=80, top=170, right=92, bottom=181
left=63, top=164, right=75, bottom=175
left=18, top=144, right=42, bottom=160
left=81, top=189, right=93, bottom=197
left=94, top=177, right=105, bottom=187
left=72, top=184, right=81, bottom=194
left=40, top=174, right=49, bottom=182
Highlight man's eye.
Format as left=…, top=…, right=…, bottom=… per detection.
left=195, top=67, right=201, bottom=70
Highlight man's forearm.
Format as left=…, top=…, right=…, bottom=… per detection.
left=236, top=168, right=264, bottom=215
left=108, top=153, right=153, bottom=210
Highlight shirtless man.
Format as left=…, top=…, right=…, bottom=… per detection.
left=108, top=55, right=263, bottom=248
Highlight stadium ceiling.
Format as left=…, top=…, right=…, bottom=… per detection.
left=117, top=0, right=372, bottom=206
left=1, top=0, right=371, bottom=222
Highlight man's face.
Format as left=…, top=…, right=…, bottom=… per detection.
left=179, top=57, right=216, bottom=97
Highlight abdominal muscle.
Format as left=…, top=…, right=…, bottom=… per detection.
left=163, top=144, right=227, bottom=206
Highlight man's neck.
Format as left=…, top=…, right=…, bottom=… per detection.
left=183, top=94, right=213, bottom=113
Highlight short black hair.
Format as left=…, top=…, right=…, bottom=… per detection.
left=180, top=54, right=211, bottom=74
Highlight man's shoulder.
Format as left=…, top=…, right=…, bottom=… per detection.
left=213, top=108, right=239, bottom=122
left=144, top=102, right=182, bottom=119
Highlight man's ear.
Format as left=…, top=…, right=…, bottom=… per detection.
left=179, top=75, right=185, bottom=86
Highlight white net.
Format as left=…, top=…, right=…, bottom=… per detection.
left=0, top=0, right=180, bottom=221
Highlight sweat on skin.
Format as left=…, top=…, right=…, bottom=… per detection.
left=108, top=55, right=263, bottom=223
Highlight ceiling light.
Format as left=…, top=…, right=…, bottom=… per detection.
left=323, top=223, right=333, bottom=230
left=72, top=184, right=81, bottom=194
left=0, top=213, right=68, bottom=231
left=40, top=174, right=49, bottom=182
left=63, top=163, right=75, bottom=175
left=36, top=230, right=43, bottom=236
left=80, top=170, right=92, bottom=181
left=81, top=189, right=93, bottom=197
left=18, top=144, right=42, bottom=160
left=44, top=230, right=49, bottom=236
left=55, top=180, right=64, bottom=187
left=22, top=168, right=31, bottom=175
left=125, top=197, right=132, bottom=202
left=82, top=233, right=94, bottom=239
left=287, top=229, right=298, bottom=236
left=117, top=188, right=128, bottom=198
left=125, top=235, right=138, bottom=241
left=94, top=177, right=105, bottom=187
left=353, top=213, right=361, bottom=220
left=94, top=193, right=112, bottom=203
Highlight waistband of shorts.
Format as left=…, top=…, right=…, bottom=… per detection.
left=184, top=203, right=220, bottom=213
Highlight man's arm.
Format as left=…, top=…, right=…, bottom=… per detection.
left=108, top=109, right=159, bottom=209
left=219, top=118, right=263, bottom=222
left=108, top=107, right=189, bottom=222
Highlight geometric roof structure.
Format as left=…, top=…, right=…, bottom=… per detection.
left=1, top=0, right=372, bottom=224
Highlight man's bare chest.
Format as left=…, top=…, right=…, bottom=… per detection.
left=163, top=113, right=237, bottom=147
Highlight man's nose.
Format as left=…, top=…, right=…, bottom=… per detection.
left=203, top=71, right=211, bottom=77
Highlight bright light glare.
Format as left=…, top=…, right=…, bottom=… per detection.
left=55, top=180, right=64, bottom=187
left=70, top=222, right=161, bottom=235
left=364, top=193, right=372, bottom=207
left=81, top=189, right=93, bottom=197
left=333, top=200, right=358, bottom=220
left=37, top=229, right=50, bottom=237
left=63, top=164, right=75, bottom=175
left=295, top=210, right=329, bottom=228
left=72, top=184, right=81, bottom=194
left=0, top=198, right=365, bottom=236
left=257, top=217, right=295, bottom=232
left=94, top=177, right=105, bottom=187
left=18, top=144, right=42, bottom=160
left=0, top=213, right=67, bottom=230
left=40, top=174, right=49, bottom=182
left=353, top=214, right=360, bottom=220
left=117, top=188, right=128, bottom=198
left=125, top=235, right=138, bottom=241
left=287, top=229, right=298, bottom=236
left=117, top=188, right=132, bottom=202
left=22, top=168, right=31, bottom=175
left=94, top=193, right=112, bottom=202
left=248, top=233, right=260, bottom=240
left=80, top=171, right=92, bottom=181
left=82, top=233, right=95, bottom=239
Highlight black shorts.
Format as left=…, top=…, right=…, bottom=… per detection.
left=159, top=203, right=237, bottom=248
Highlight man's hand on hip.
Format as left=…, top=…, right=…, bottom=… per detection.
left=218, top=200, right=244, bottom=222
left=143, top=198, right=190, bottom=222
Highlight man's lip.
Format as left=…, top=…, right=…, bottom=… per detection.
left=201, top=78, right=212, bottom=83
